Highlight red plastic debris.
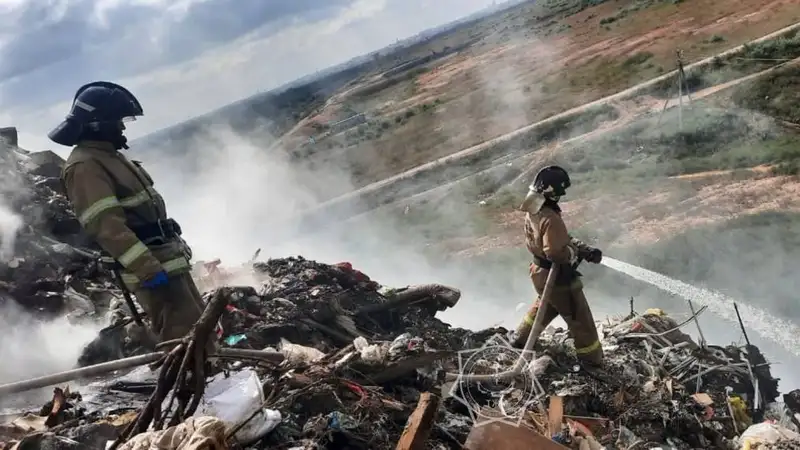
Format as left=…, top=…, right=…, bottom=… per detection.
left=342, top=380, right=368, bottom=401
left=335, top=262, right=372, bottom=282
left=335, top=262, right=353, bottom=271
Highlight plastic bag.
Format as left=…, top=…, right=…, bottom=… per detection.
left=389, top=333, right=411, bottom=357
left=328, top=411, right=359, bottom=431
left=388, top=333, right=424, bottom=359
left=279, top=338, right=325, bottom=364
left=115, top=365, right=160, bottom=384
left=194, top=369, right=281, bottom=445
left=64, top=287, right=96, bottom=316
left=224, top=334, right=248, bottom=346
left=615, top=426, right=642, bottom=449
left=353, top=336, right=386, bottom=363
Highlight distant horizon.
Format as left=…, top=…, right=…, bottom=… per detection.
left=132, top=0, right=524, bottom=145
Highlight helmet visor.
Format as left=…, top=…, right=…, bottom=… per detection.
left=85, top=116, right=135, bottom=128
left=519, top=190, right=545, bottom=213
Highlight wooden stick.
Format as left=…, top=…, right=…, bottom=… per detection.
left=733, top=303, right=751, bottom=346
left=395, top=392, right=440, bottom=450
left=687, top=299, right=706, bottom=348
left=548, top=396, right=564, bottom=436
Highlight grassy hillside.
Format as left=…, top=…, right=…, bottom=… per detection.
left=484, top=110, right=799, bottom=216
left=138, top=0, right=800, bottom=178
left=649, top=30, right=800, bottom=98
left=289, top=0, right=800, bottom=188
left=299, top=103, right=620, bottom=203
left=731, top=65, right=800, bottom=124
left=362, top=60, right=800, bottom=252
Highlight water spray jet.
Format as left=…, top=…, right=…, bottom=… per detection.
left=601, top=256, right=800, bottom=356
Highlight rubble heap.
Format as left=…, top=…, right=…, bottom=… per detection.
left=218, top=258, right=490, bottom=353
left=8, top=256, right=800, bottom=450
left=531, top=309, right=784, bottom=449
left=0, top=129, right=115, bottom=319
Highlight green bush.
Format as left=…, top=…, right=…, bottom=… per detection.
left=599, top=16, right=617, bottom=25
left=772, top=161, right=800, bottom=175
left=650, top=32, right=800, bottom=99
left=731, top=66, right=800, bottom=123
left=538, top=106, right=800, bottom=184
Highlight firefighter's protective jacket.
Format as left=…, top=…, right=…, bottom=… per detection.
left=524, top=205, right=593, bottom=290
left=62, top=141, right=190, bottom=287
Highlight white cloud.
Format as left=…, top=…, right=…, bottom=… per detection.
left=0, top=0, right=496, bottom=153
left=318, top=0, right=387, bottom=35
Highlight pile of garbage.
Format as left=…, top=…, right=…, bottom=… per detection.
left=3, top=130, right=800, bottom=449
left=0, top=129, right=116, bottom=319
left=529, top=308, right=792, bottom=449
left=6, top=256, right=800, bottom=450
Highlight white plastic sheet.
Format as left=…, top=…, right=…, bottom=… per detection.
left=194, top=369, right=281, bottom=445
left=353, top=336, right=386, bottom=363
left=740, top=422, right=800, bottom=449
left=279, top=338, right=324, bottom=364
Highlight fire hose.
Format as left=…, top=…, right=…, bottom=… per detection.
left=444, top=263, right=560, bottom=383
left=0, top=348, right=285, bottom=397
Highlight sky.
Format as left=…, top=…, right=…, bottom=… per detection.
left=0, top=0, right=498, bottom=154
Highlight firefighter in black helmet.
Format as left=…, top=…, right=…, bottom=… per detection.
left=52, top=81, right=213, bottom=355
left=512, top=165, right=604, bottom=367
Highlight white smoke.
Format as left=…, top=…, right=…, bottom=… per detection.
left=0, top=146, right=100, bottom=398
left=0, top=302, right=103, bottom=408
left=0, top=200, right=21, bottom=262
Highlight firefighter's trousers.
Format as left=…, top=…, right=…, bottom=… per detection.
left=514, top=269, right=603, bottom=365
left=134, top=272, right=215, bottom=354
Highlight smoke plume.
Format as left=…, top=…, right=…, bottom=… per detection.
left=0, top=200, right=21, bottom=263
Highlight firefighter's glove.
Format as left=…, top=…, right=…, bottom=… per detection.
left=142, top=271, right=169, bottom=289
left=585, top=248, right=603, bottom=264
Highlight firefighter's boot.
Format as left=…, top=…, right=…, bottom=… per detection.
left=511, top=301, right=540, bottom=349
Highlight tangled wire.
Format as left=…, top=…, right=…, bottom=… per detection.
left=108, top=288, right=232, bottom=450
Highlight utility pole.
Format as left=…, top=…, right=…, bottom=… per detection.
left=658, top=49, right=694, bottom=130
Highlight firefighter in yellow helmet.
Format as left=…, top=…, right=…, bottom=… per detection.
left=512, top=165, right=604, bottom=367
left=49, top=81, right=210, bottom=349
